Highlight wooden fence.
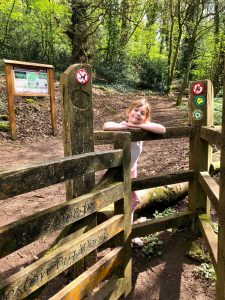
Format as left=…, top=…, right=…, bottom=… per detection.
left=0, top=133, right=132, bottom=299
left=94, top=78, right=225, bottom=299
left=1, top=62, right=225, bottom=299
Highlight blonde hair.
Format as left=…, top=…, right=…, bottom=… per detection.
left=127, top=98, right=151, bottom=121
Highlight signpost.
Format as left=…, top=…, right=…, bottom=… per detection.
left=4, top=59, right=57, bottom=140
left=188, top=80, right=214, bottom=217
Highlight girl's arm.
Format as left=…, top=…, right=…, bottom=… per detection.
left=103, top=121, right=128, bottom=131
left=127, top=121, right=166, bottom=134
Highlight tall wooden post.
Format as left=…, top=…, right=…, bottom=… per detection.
left=60, top=64, right=95, bottom=274
left=61, top=64, right=94, bottom=197
left=216, top=62, right=225, bottom=299
left=4, top=63, right=17, bottom=139
left=188, top=80, right=213, bottom=217
left=114, top=132, right=132, bottom=297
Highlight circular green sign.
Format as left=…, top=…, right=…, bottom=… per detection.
left=194, top=95, right=206, bottom=107
left=193, top=109, right=203, bottom=121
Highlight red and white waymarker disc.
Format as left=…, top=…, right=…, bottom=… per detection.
left=192, top=82, right=204, bottom=95
left=75, top=69, right=90, bottom=84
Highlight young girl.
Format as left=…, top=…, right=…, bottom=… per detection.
left=103, top=98, right=166, bottom=227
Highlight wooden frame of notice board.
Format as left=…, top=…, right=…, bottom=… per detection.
left=3, top=59, right=57, bottom=140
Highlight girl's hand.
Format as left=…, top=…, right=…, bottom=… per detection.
left=125, top=121, right=141, bottom=129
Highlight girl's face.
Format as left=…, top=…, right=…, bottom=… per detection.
left=127, top=105, right=147, bottom=124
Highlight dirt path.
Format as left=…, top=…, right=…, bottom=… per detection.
left=0, top=85, right=215, bottom=299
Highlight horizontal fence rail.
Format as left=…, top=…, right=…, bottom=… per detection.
left=132, top=210, right=192, bottom=238
left=132, top=170, right=194, bottom=191
left=0, top=150, right=123, bottom=200
left=0, top=215, right=124, bottom=300
left=200, top=126, right=222, bottom=148
left=0, top=182, right=124, bottom=258
left=198, top=171, right=219, bottom=212
left=49, top=247, right=124, bottom=300
left=94, top=126, right=196, bottom=144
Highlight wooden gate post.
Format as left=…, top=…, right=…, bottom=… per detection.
left=216, top=63, right=225, bottom=299
left=188, top=80, right=213, bottom=218
left=114, top=132, right=132, bottom=297
left=60, top=64, right=95, bottom=274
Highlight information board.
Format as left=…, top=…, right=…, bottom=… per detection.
left=4, top=59, right=56, bottom=139
left=13, top=67, right=48, bottom=94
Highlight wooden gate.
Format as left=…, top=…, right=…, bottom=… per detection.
left=1, top=63, right=225, bottom=299
left=0, top=136, right=132, bottom=299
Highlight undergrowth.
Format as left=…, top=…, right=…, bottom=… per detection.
left=142, top=234, right=163, bottom=258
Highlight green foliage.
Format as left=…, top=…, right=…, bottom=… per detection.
left=194, top=263, right=216, bottom=282
left=0, top=0, right=71, bottom=71
left=187, top=241, right=210, bottom=263
left=133, top=55, right=167, bottom=91
left=142, top=234, right=163, bottom=258
left=0, top=121, right=9, bottom=132
left=153, top=207, right=176, bottom=219
left=214, top=97, right=222, bottom=125
left=0, top=0, right=224, bottom=95
left=177, top=103, right=188, bottom=111
left=24, top=98, right=35, bottom=104
left=0, top=114, right=8, bottom=121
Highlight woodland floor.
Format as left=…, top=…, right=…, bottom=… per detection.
left=0, top=77, right=216, bottom=299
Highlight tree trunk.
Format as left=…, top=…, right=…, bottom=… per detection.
left=98, top=182, right=188, bottom=221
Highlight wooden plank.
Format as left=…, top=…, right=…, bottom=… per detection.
left=3, top=59, right=54, bottom=69
left=94, top=131, right=115, bottom=145
left=198, top=171, right=219, bottom=212
left=94, top=126, right=196, bottom=144
left=0, top=182, right=123, bottom=258
left=0, top=215, right=124, bottom=300
left=216, top=62, right=225, bottom=299
left=200, top=126, right=222, bottom=148
left=84, top=276, right=125, bottom=300
left=61, top=64, right=96, bottom=276
left=0, top=150, right=123, bottom=200
left=197, top=214, right=217, bottom=270
left=4, top=63, right=17, bottom=139
left=188, top=80, right=213, bottom=216
left=49, top=247, right=123, bottom=300
left=113, top=132, right=132, bottom=297
left=132, top=210, right=192, bottom=238
left=48, top=68, right=57, bottom=136
left=132, top=170, right=194, bottom=191
left=13, top=92, right=50, bottom=97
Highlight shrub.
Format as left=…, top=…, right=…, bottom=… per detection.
left=133, top=55, right=167, bottom=92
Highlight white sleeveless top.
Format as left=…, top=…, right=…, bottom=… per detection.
left=131, top=141, right=143, bottom=178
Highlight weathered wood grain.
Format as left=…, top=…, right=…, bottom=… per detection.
left=197, top=214, right=217, bottom=270
left=0, top=150, right=123, bottom=200
left=198, top=171, right=219, bottom=212
left=4, top=63, right=16, bottom=139
left=113, top=132, right=132, bottom=297
left=49, top=247, right=123, bottom=300
left=84, top=276, right=125, bottom=300
left=132, top=170, right=194, bottom=191
left=216, top=64, right=225, bottom=299
left=188, top=80, right=213, bottom=215
left=94, top=126, right=196, bottom=144
left=0, top=183, right=123, bottom=258
left=132, top=210, right=192, bottom=238
left=0, top=215, right=124, bottom=300
left=200, top=126, right=222, bottom=148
